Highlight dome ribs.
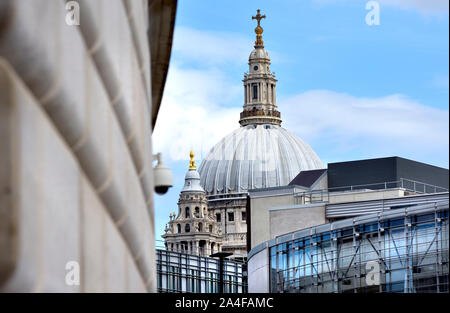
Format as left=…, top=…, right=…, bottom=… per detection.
left=198, top=126, right=323, bottom=195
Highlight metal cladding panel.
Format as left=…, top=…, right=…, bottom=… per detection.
left=326, top=192, right=449, bottom=218
left=314, top=224, right=332, bottom=234
left=328, top=157, right=397, bottom=189
left=248, top=241, right=268, bottom=260
left=293, top=229, right=310, bottom=240
left=328, top=156, right=449, bottom=190
left=277, top=233, right=293, bottom=244
left=396, top=157, right=449, bottom=189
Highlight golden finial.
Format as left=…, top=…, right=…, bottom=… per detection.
left=252, top=9, right=266, bottom=48
left=189, top=150, right=196, bottom=170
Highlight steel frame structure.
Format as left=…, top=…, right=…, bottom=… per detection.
left=269, top=201, right=449, bottom=293
left=156, top=249, right=246, bottom=293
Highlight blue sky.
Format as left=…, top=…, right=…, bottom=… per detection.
left=153, top=0, right=449, bottom=247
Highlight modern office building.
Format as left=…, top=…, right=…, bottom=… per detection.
left=251, top=200, right=448, bottom=293
left=156, top=249, right=246, bottom=293
left=0, top=0, right=177, bottom=292
left=247, top=157, right=449, bottom=293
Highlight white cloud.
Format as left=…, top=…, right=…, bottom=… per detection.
left=153, top=26, right=252, bottom=163
left=155, top=72, right=449, bottom=167
left=154, top=27, right=449, bottom=168
left=172, top=26, right=250, bottom=66
left=171, top=26, right=288, bottom=67
left=281, top=90, right=449, bottom=166
left=153, top=64, right=241, bottom=162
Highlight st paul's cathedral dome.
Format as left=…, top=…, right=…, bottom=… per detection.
left=198, top=10, right=323, bottom=196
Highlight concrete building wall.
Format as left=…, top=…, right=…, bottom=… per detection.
left=249, top=193, right=295, bottom=249
left=311, top=173, right=327, bottom=190
left=0, top=0, right=177, bottom=292
left=269, top=204, right=326, bottom=239
left=327, top=189, right=405, bottom=204
left=247, top=248, right=269, bottom=293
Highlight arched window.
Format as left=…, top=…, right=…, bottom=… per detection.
left=209, top=225, right=213, bottom=233
left=253, top=84, right=258, bottom=100
left=198, top=223, right=203, bottom=232
left=185, top=207, right=190, bottom=218
left=195, top=207, right=200, bottom=217
left=177, top=224, right=181, bottom=233
left=185, top=224, right=190, bottom=233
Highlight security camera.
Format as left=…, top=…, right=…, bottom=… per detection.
left=153, top=153, right=173, bottom=195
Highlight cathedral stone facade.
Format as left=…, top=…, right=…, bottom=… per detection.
left=198, top=10, right=323, bottom=260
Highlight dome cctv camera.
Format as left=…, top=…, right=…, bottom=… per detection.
left=153, top=153, right=173, bottom=195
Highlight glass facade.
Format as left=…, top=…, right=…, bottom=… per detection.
left=157, top=249, right=247, bottom=293
left=269, top=204, right=449, bottom=293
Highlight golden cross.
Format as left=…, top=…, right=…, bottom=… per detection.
left=252, top=9, right=266, bottom=27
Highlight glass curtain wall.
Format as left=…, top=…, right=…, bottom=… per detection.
left=157, top=249, right=247, bottom=293
left=270, top=207, right=449, bottom=293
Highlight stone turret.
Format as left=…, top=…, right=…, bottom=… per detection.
left=162, top=151, right=222, bottom=256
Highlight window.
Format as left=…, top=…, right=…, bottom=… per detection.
left=209, top=225, right=213, bottom=233
left=190, top=270, right=196, bottom=292
left=244, top=85, right=247, bottom=103
left=252, top=84, right=258, bottom=100
left=228, top=212, right=234, bottom=222
left=198, top=223, right=203, bottom=232
left=242, top=211, right=246, bottom=221
left=185, top=224, right=190, bottom=233
left=185, top=207, right=190, bottom=218
left=271, top=84, right=274, bottom=102
left=195, top=207, right=200, bottom=217
left=177, top=224, right=181, bottom=233
left=216, top=213, right=221, bottom=222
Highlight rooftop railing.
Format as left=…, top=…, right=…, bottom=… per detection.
left=294, top=178, right=448, bottom=205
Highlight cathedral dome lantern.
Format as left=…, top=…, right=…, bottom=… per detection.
left=240, top=9, right=281, bottom=127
